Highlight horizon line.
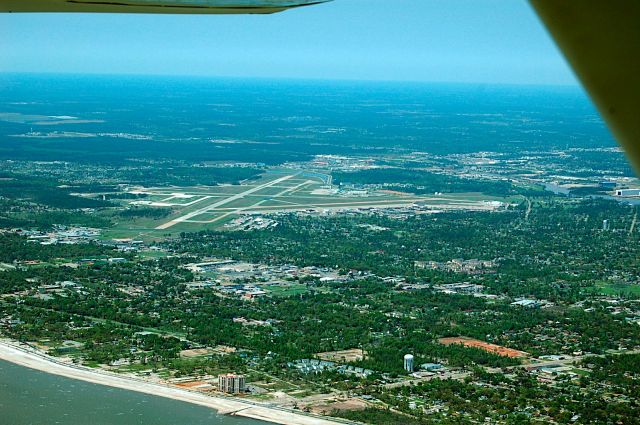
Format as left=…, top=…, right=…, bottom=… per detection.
left=0, top=71, right=582, bottom=89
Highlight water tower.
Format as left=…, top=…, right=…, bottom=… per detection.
left=403, top=354, right=414, bottom=372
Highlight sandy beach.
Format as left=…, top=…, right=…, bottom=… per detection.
left=0, top=340, right=345, bottom=425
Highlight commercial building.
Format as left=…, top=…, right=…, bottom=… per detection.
left=404, top=354, right=414, bottom=373
left=616, top=189, right=640, bottom=197
left=511, top=299, right=540, bottom=308
left=218, top=374, right=245, bottom=394
left=420, top=363, right=444, bottom=372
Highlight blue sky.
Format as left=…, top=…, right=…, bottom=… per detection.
left=0, top=0, right=578, bottom=85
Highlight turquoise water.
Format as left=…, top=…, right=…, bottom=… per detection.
left=0, top=360, right=267, bottom=425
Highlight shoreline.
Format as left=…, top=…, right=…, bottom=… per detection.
left=0, top=339, right=346, bottom=425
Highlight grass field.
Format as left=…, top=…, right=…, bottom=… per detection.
left=596, top=281, right=640, bottom=296
left=267, top=283, right=309, bottom=297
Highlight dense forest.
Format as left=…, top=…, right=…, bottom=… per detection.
left=0, top=173, right=112, bottom=209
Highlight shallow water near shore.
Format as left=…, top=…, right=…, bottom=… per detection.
left=0, top=359, right=267, bottom=425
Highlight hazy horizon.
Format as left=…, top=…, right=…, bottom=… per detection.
left=0, top=71, right=582, bottom=89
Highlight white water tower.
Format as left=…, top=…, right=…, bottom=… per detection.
left=403, top=354, right=414, bottom=372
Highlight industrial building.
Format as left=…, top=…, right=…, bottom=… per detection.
left=600, top=181, right=617, bottom=189
left=420, top=363, right=444, bottom=372
left=511, top=299, right=541, bottom=308
left=218, top=374, right=245, bottom=394
left=616, top=189, right=640, bottom=197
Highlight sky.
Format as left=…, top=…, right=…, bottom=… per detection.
left=0, top=0, right=578, bottom=85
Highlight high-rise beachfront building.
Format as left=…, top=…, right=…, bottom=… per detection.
left=218, top=374, right=245, bottom=394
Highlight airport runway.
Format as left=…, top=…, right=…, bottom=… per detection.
left=155, top=174, right=295, bottom=230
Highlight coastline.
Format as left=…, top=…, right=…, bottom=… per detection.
left=0, top=339, right=346, bottom=425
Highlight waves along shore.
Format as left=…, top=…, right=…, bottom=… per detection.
left=0, top=339, right=345, bottom=425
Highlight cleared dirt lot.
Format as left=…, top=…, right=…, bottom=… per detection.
left=309, top=398, right=369, bottom=415
left=316, top=348, right=365, bottom=363
left=438, top=337, right=528, bottom=358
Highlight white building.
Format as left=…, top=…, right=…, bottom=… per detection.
left=511, top=299, right=540, bottom=308
left=218, top=374, right=245, bottom=394
left=616, top=189, right=640, bottom=197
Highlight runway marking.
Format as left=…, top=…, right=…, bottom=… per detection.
left=155, top=175, right=295, bottom=230
left=183, top=197, right=497, bottom=215
left=183, top=180, right=314, bottom=225
left=184, top=198, right=501, bottom=223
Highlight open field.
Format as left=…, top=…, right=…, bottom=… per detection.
left=596, top=281, right=640, bottom=296
left=438, top=337, right=529, bottom=358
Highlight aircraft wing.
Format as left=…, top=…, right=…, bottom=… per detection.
left=530, top=0, right=640, bottom=174
left=0, top=0, right=330, bottom=14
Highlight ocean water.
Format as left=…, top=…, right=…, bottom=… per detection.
left=0, top=360, right=267, bottom=425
